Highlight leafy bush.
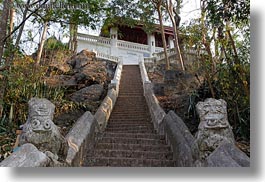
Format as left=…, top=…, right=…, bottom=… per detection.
left=3, top=55, right=78, bottom=128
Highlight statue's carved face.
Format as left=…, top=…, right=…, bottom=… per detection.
left=31, top=103, right=52, bottom=117
left=196, top=99, right=228, bottom=129
left=20, top=116, right=54, bottom=145
left=30, top=117, right=52, bottom=133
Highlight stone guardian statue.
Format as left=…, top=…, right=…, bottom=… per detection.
left=195, top=98, right=235, bottom=159
left=19, top=98, right=69, bottom=164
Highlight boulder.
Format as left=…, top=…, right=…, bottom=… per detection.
left=0, top=143, right=51, bottom=167
left=163, top=70, right=201, bottom=96
left=67, top=49, right=96, bottom=70
left=164, top=70, right=182, bottom=84
left=206, top=142, right=250, bottom=167
left=48, top=62, right=71, bottom=74
left=45, top=50, right=108, bottom=89
left=70, top=84, right=104, bottom=103
left=45, top=75, right=77, bottom=87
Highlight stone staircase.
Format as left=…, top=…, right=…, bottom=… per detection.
left=83, top=65, right=175, bottom=167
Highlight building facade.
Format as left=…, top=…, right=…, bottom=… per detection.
left=77, top=24, right=175, bottom=65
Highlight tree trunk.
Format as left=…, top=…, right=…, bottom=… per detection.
left=157, top=5, right=170, bottom=70
left=200, top=1, right=215, bottom=98
left=9, top=0, right=15, bottom=36
left=15, top=0, right=31, bottom=48
left=0, top=0, right=11, bottom=118
left=166, top=0, right=185, bottom=71
left=68, top=23, right=73, bottom=51
left=69, top=23, right=78, bottom=53
left=73, top=24, right=78, bottom=54
left=0, top=0, right=10, bottom=62
left=226, top=22, right=249, bottom=98
left=36, top=21, right=49, bottom=65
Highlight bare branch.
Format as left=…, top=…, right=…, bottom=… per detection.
left=3, top=0, right=49, bottom=43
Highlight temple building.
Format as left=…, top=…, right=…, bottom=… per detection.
left=77, top=21, right=176, bottom=64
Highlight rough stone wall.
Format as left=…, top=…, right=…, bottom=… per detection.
left=0, top=143, right=51, bottom=167
left=65, top=111, right=98, bottom=166
left=160, top=111, right=200, bottom=167
left=206, top=142, right=250, bottom=167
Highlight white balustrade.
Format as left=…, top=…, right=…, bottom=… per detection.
left=144, top=57, right=156, bottom=63
left=77, top=33, right=111, bottom=46
left=155, top=47, right=164, bottom=53
left=96, top=52, right=120, bottom=63
left=117, top=40, right=149, bottom=53
left=77, top=33, right=205, bottom=65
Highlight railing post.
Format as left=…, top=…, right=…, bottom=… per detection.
left=148, top=33, right=156, bottom=57
left=168, top=36, right=174, bottom=49
left=110, top=27, right=118, bottom=56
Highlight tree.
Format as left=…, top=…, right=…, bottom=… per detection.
left=0, top=0, right=11, bottom=118
left=61, top=0, right=106, bottom=53
left=201, top=0, right=250, bottom=97
left=151, top=0, right=170, bottom=70
left=164, top=0, right=185, bottom=71
left=0, top=0, right=10, bottom=62
left=182, top=0, right=250, bottom=140
left=36, top=20, right=48, bottom=65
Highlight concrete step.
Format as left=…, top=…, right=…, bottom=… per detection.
left=110, top=114, right=149, bottom=118
left=100, top=136, right=166, bottom=145
left=106, top=124, right=153, bottom=130
left=96, top=142, right=171, bottom=152
left=82, top=65, right=174, bottom=167
left=84, top=157, right=175, bottom=167
left=93, top=149, right=173, bottom=160
left=111, top=110, right=148, bottom=114
left=103, top=132, right=164, bottom=140
left=107, top=123, right=152, bottom=128
left=108, top=118, right=150, bottom=122
left=104, top=127, right=154, bottom=133
left=107, top=121, right=152, bottom=125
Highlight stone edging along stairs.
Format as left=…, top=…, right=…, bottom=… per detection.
left=83, top=65, right=175, bottom=167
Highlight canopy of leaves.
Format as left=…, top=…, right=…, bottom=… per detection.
left=202, top=0, right=250, bottom=27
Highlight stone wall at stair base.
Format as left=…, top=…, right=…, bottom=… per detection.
left=65, top=111, right=98, bottom=167
left=0, top=143, right=51, bottom=167
left=95, top=61, right=122, bottom=132
left=160, top=111, right=200, bottom=167
left=94, top=88, right=118, bottom=132
left=143, top=82, right=166, bottom=131
left=206, top=142, right=250, bottom=167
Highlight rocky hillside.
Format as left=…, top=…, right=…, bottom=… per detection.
left=44, top=49, right=117, bottom=135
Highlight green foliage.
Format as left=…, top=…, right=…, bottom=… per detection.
left=3, top=55, right=75, bottom=127
left=104, top=0, right=158, bottom=34
left=182, top=0, right=250, bottom=141
left=44, top=36, right=68, bottom=51
left=59, top=0, right=106, bottom=27
left=214, top=62, right=250, bottom=139
left=202, top=0, right=250, bottom=27
left=180, top=18, right=203, bottom=52
left=0, top=116, right=15, bottom=161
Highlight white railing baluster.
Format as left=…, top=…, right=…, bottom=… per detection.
left=77, top=33, right=111, bottom=46
left=116, top=40, right=149, bottom=53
